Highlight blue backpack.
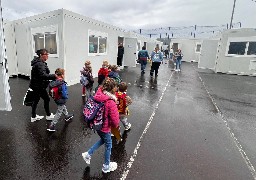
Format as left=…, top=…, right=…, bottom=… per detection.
left=80, top=75, right=89, bottom=86
left=83, top=96, right=106, bottom=131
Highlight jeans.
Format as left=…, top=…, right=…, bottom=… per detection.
left=88, top=131, right=112, bottom=166
left=170, top=53, right=173, bottom=60
left=140, top=60, right=147, bottom=71
left=176, top=59, right=182, bottom=70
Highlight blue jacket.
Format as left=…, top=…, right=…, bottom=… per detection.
left=138, top=50, right=149, bottom=60
left=49, top=79, right=68, bottom=105
left=151, top=50, right=163, bottom=62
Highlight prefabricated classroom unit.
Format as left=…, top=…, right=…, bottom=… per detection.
left=0, top=11, right=11, bottom=111
left=170, top=38, right=202, bottom=62
left=198, top=38, right=219, bottom=70
left=4, top=9, right=159, bottom=85
left=120, top=31, right=161, bottom=67
left=215, top=28, right=256, bottom=75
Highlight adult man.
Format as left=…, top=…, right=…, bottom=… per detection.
left=117, top=43, right=124, bottom=66
left=138, top=46, right=149, bottom=74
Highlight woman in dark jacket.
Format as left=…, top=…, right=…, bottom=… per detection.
left=29, top=49, right=56, bottom=122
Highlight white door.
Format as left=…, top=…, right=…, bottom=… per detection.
left=123, top=37, right=137, bottom=67
left=0, top=6, right=12, bottom=111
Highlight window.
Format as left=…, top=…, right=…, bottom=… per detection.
left=195, top=44, right=201, bottom=52
left=226, top=37, right=256, bottom=57
left=247, top=42, right=256, bottom=55
left=88, top=30, right=107, bottom=55
left=31, top=25, right=58, bottom=57
left=228, top=42, right=247, bottom=55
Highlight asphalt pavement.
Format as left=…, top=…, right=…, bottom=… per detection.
left=0, top=60, right=256, bottom=180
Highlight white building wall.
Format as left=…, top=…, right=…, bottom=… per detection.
left=62, top=10, right=126, bottom=85
left=216, top=28, right=256, bottom=75
left=171, top=39, right=202, bottom=62
left=4, top=21, right=18, bottom=77
left=14, top=9, right=64, bottom=76
left=198, top=39, right=219, bottom=70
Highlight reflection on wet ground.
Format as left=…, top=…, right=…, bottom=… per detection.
left=1, top=60, right=256, bottom=179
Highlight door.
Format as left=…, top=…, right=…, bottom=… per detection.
left=123, top=37, right=137, bottom=67
left=0, top=5, right=12, bottom=111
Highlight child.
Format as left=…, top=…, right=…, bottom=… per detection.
left=115, top=82, right=132, bottom=130
left=47, top=68, right=74, bottom=132
left=80, top=60, right=94, bottom=98
left=95, top=60, right=109, bottom=92
left=82, top=77, right=120, bottom=173
left=108, top=65, right=122, bottom=84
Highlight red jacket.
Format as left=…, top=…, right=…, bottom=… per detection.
left=98, top=67, right=109, bottom=77
left=94, top=87, right=119, bottom=133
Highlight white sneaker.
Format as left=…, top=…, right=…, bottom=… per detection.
left=175, top=69, right=178, bottom=72
left=31, top=115, right=44, bottom=122
left=125, top=123, right=131, bottom=131
left=82, top=152, right=91, bottom=164
left=102, top=162, right=117, bottom=173
left=46, top=113, right=55, bottom=121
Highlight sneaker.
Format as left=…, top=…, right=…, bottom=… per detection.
left=125, top=123, right=131, bottom=131
left=46, top=113, right=55, bottom=121
left=47, top=124, right=56, bottom=132
left=31, top=115, right=44, bottom=122
left=102, top=162, right=117, bottom=173
left=65, top=114, right=74, bottom=122
left=175, top=69, right=178, bottom=72
left=82, top=94, right=86, bottom=97
left=82, top=152, right=91, bottom=164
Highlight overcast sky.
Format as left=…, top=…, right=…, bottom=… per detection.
left=2, top=0, right=256, bottom=30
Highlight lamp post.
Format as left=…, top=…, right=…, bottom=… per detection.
left=229, top=0, right=237, bottom=29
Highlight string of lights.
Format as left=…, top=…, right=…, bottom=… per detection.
left=133, top=22, right=241, bottom=39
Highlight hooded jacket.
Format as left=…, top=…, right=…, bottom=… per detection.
left=151, top=50, right=163, bottom=62
left=49, top=78, right=68, bottom=105
left=29, top=57, right=56, bottom=90
left=94, top=87, right=119, bottom=133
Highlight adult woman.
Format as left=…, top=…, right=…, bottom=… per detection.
left=175, top=49, right=183, bottom=71
left=29, top=49, right=56, bottom=122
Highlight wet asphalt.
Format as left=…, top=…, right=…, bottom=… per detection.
left=0, top=59, right=256, bottom=180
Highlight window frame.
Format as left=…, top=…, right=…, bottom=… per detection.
left=225, top=36, right=256, bottom=57
left=195, top=43, right=202, bottom=53
left=88, top=29, right=108, bottom=56
left=31, top=25, right=59, bottom=58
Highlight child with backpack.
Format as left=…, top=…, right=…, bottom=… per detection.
left=47, top=68, right=74, bottom=132
left=80, top=60, right=94, bottom=99
left=115, top=82, right=132, bottom=131
left=108, top=65, right=122, bottom=84
left=82, top=77, right=120, bottom=173
left=95, top=60, right=109, bottom=92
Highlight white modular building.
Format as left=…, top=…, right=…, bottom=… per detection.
left=4, top=9, right=159, bottom=85
left=170, top=38, right=202, bottom=62
left=198, top=39, right=219, bottom=70
left=215, top=28, right=256, bottom=75
left=0, top=6, right=12, bottom=111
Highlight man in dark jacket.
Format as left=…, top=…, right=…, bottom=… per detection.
left=117, top=43, right=124, bottom=66
left=29, top=49, right=56, bottom=122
